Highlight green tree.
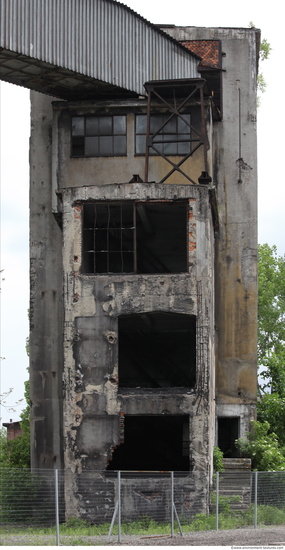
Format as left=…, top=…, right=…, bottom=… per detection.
left=258, top=244, right=285, bottom=390
left=0, top=373, right=30, bottom=468
left=257, top=244, right=285, bottom=446
left=258, top=392, right=285, bottom=447
left=213, top=446, right=224, bottom=472
left=237, top=245, right=285, bottom=468
left=236, top=421, right=285, bottom=471
left=249, top=23, right=271, bottom=105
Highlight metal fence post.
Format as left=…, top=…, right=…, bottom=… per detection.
left=216, top=471, right=219, bottom=531
left=254, top=471, right=258, bottom=528
left=54, top=469, right=59, bottom=546
left=118, top=470, right=121, bottom=543
left=171, top=471, right=174, bottom=537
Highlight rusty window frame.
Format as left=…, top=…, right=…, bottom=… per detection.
left=71, top=115, right=127, bottom=157
left=82, top=202, right=135, bottom=274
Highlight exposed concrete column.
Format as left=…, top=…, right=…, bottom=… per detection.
left=30, top=91, right=64, bottom=469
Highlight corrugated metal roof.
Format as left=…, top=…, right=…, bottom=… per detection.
left=0, top=0, right=200, bottom=99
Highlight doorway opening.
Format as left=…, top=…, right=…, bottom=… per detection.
left=218, top=417, right=240, bottom=458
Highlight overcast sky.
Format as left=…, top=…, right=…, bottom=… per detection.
left=0, top=0, right=284, bottom=425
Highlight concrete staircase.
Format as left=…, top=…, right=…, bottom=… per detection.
left=218, top=459, right=252, bottom=511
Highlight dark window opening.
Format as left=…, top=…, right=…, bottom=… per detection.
left=136, top=114, right=191, bottom=156
left=82, top=201, right=187, bottom=275
left=83, top=202, right=134, bottom=274
left=218, top=417, right=240, bottom=458
left=71, top=115, right=127, bottom=157
left=119, top=312, right=196, bottom=389
left=107, top=415, right=190, bottom=471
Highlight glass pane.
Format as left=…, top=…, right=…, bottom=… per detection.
left=164, top=140, right=177, bottom=155
left=136, top=115, right=147, bottom=134
left=178, top=135, right=191, bottom=155
left=178, top=114, right=190, bottom=133
left=164, top=134, right=176, bottom=142
left=72, top=117, right=84, bottom=136
left=150, top=115, right=164, bottom=134
left=86, top=117, right=99, bottom=135
left=164, top=116, right=176, bottom=133
left=99, top=136, right=113, bottom=155
left=99, top=117, right=112, bottom=135
left=114, top=136, right=127, bottom=155
left=113, top=116, right=126, bottom=135
left=152, top=134, right=163, bottom=154
left=136, top=134, right=146, bottom=155
left=72, top=136, right=84, bottom=156
left=85, top=137, right=99, bottom=156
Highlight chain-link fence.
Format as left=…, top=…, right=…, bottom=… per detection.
left=1, top=469, right=285, bottom=545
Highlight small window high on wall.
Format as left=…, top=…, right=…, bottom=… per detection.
left=119, top=312, right=196, bottom=389
left=136, top=114, right=191, bottom=155
left=71, top=115, right=127, bottom=157
left=82, top=201, right=187, bottom=274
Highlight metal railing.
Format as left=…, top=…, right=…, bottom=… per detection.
left=1, top=469, right=285, bottom=545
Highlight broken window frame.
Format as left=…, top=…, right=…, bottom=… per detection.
left=82, top=200, right=189, bottom=275
left=71, top=114, right=127, bottom=157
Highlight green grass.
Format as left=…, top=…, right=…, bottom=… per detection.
left=1, top=503, right=285, bottom=545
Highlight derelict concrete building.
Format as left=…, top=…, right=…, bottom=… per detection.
left=0, top=0, right=259, bottom=515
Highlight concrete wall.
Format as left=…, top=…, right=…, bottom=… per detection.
left=30, top=91, right=64, bottom=469
left=164, top=27, right=258, bottom=424
left=61, top=183, right=215, bottom=517
left=51, top=98, right=209, bottom=213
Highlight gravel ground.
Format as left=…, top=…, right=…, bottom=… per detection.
left=1, top=526, right=285, bottom=546
left=117, top=526, right=285, bottom=546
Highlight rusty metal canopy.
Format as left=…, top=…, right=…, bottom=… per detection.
left=0, top=0, right=200, bottom=100
left=144, top=78, right=211, bottom=97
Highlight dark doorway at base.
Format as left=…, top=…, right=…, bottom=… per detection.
left=218, top=417, right=240, bottom=458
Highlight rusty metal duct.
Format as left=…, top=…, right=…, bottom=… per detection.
left=0, top=0, right=200, bottom=100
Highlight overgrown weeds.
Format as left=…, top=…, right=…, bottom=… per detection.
left=1, top=502, right=285, bottom=542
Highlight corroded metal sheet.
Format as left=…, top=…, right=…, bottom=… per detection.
left=0, top=0, right=199, bottom=98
